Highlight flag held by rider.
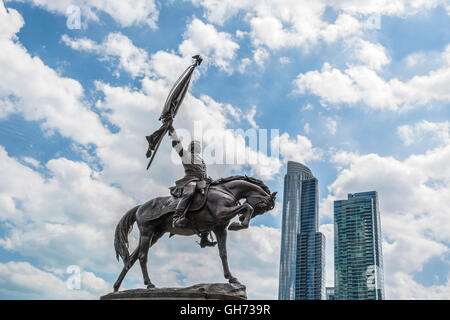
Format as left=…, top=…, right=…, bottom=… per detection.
left=145, top=55, right=203, bottom=170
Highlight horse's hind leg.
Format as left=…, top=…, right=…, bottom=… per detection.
left=113, top=246, right=139, bottom=292
left=114, top=228, right=165, bottom=292
left=138, top=226, right=155, bottom=288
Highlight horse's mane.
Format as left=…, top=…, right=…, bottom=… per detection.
left=211, top=175, right=271, bottom=195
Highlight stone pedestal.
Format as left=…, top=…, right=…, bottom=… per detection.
left=100, top=283, right=247, bottom=300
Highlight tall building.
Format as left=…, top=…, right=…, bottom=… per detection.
left=278, top=161, right=325, bottom=300
left=334, top=191, right=385, bottom=300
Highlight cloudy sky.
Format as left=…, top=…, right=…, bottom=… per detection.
left=0, top=0, right=449, bottom=299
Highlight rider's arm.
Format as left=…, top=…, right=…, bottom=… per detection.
left=168, top=125, right=187, bottom=159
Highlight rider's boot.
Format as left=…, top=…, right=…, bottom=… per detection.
left=172, top=200, right=190, bottom=228
left=199, top=233, right=217, bottom=248
left=173, top=210, right=189, bottom=228
left=173, top=183, right=195, bottom=228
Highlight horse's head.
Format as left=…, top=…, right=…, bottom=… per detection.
left=247, top=191, right=277, bottom=218
left=219, top=175, right=277, bottom=220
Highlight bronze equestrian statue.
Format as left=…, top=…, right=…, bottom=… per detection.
left=111, top=55, right=277, bottom=292
left=112, top=171, right=276, bottom=291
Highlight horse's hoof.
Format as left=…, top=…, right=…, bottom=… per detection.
left=229, top=278, right=241, bottom=285
left=147, top=284, right=155, bottom=289
left=200, top=240, right=217, bottom=248
left=228, top=222, right=242, bottom=231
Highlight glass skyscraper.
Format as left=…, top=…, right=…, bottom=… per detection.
left=278, top=161, right=325, bottom=300
left=334, top=191, right=385, bottom=300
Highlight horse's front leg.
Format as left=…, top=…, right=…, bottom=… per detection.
left=228, top=203, right=254, bottom=231
left=213, top=227, right=240, bottom=285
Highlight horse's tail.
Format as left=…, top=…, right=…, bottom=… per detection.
left=114, top=205, right=139, bottom=267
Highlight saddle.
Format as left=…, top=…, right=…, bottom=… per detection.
left=186, top=181, right=210, bottom=213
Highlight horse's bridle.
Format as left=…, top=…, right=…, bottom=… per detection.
left=245, top=194, right=270, bottom=209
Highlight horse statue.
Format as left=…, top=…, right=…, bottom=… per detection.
left=112, top=175, right=277, bottom=292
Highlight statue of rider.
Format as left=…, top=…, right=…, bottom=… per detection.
left=168, top=124, right=216, bottom=248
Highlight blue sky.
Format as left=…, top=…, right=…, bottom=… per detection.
left=0, top=0, right=449, bottom=299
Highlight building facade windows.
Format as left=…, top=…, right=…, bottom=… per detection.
left=334, top=191, right=385, bottom=300
left=278, top=161, right=325, bottom=300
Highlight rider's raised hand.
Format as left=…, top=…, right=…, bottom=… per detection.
left=168, top=124, right=175, bottom=136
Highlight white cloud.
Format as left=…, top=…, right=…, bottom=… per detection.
left=0, top=261, right=109, bottom=299
left=387, top=272, right=450, bottom=300
left=351, top=38, right=390, bottom=70
left=148, top=50, right=193, bottom=82
left=253, top=47, right=269, bottom=66
left=92, top=79, right=177, bottom=199
left=326, top=117, right=337, bottom=135
left=236, top=30, right=248, bottom=39
left=294, top=62, right=361, bottom=106
left=279, top=57, right=290, bottom=65
left=0, top=3, right=110, bottom=145
left=0, top=146, right=136, bottom=270
left=6, top=0, right=159, bottom=28
left=190, top=0, right=448, bottom=89
left=0, top=146, right=134, bottom=225
left=327, top=0, right=446, bottom=16
left=62, top=33, right=151, bottom=78
left=190, top=0, right=250, bottom=26
left=238, top=57, right=252, bottom=73
left=405, top=52, right=427, bottom=67
left=63, top=18, right=240, bottom=77
left=269, top=201, right=282, bottom=217
left=403, top=45, right=450, bottom=75
left=245, top=105, right=258, bottom=129
left=60, top=35, right=99, bottom=51
left=22, top=156, right=40, bottom=168
left=304, top=123, right=311, bottom=134
left=320, top=13, right=362, bottom=43
left=189, top=0, right=367, bottom=52
left=178, top=18, right=239, bottom=73
left=250, top=3, right=361, bottom=50
left=237, top=48, right=271, bottom=72
left=302, top=103, right=314, bottom=111
left=272, top=132, right=323, bottom=164
left=293, top=45, right=450, bottom=111
left=397, top=120, right=450, bottom=146
left=330, top=150, right=360, bottom=167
